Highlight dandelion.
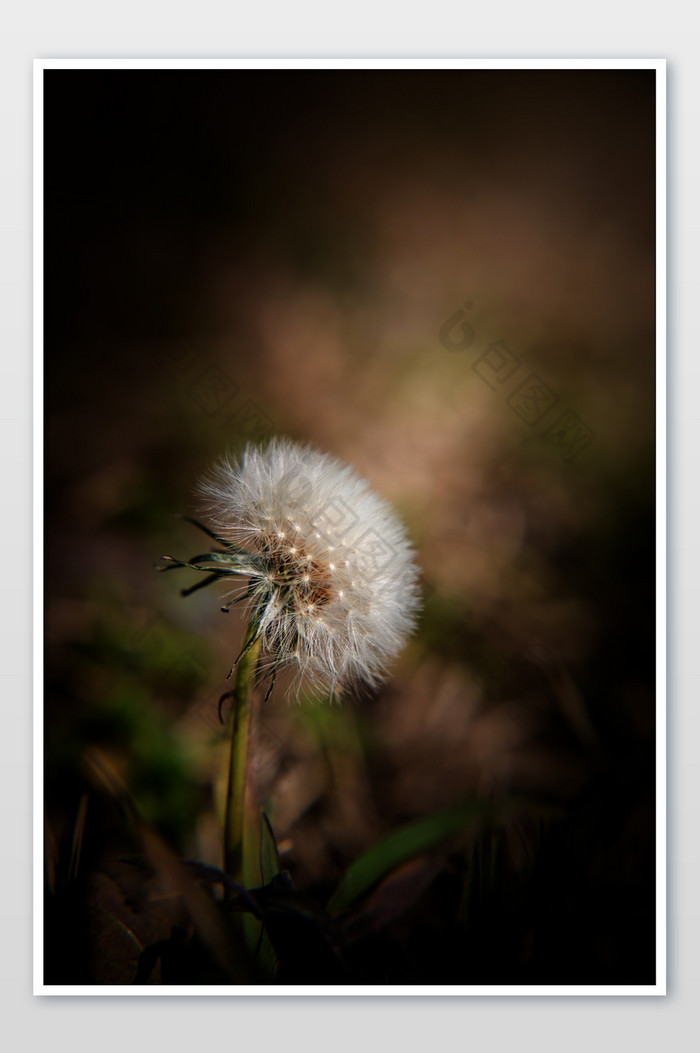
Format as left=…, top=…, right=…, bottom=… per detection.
left=157, top=437, right=420, bottom=892
left=193, top=437, right=420, bottom=698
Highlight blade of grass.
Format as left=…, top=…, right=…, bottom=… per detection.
left=68, top=792, right=89, bottom=883
left=327, top=801, right=491, bottom=913
left=260, top=812, right=282, bottom=885
left=84, top=747, right=256, bottom=982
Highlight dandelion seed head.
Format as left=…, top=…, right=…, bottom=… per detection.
left=196, top=437, right=420, bottom=697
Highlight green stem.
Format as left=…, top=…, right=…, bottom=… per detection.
left=224, top=620, right=262, bottom=894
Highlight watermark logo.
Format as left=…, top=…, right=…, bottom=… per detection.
left=189, top=365, right=239, bottom=416
left=507, top=373, right=559, bottom=426
left=220, top=398, right=275, bottom=444
left=276, top=480, right=399, bottom=585
left=439, top=302, right=596, bottom=462
left=352, top=527, right=398, bottom=580
left=163, top=338, right=275, bottom=446
left=439, top=301, right=475, bottom=352
left=472, top=340, right=521, bottom=390
left=314, top=494, right=361, bottom=541
left=542, top=409, right=595, bottom=462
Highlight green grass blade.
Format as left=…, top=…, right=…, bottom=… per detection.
left=260, top=812, right=281, bottom=886
left=327, top=801, right=491, bottom=913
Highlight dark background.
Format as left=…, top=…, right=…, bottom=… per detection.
left=44, top=69, right=656, bottom=985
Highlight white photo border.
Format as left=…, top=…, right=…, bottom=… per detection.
left=33, top=56, right=667, bottom=997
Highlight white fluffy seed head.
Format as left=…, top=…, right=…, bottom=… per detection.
left=197, top=438, right=421, bottom=698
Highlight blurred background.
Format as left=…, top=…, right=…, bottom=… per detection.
left=43, top=68, right=657, bottom=985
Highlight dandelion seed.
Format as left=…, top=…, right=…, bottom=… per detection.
left=196, top=437, right=421, bottom=697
